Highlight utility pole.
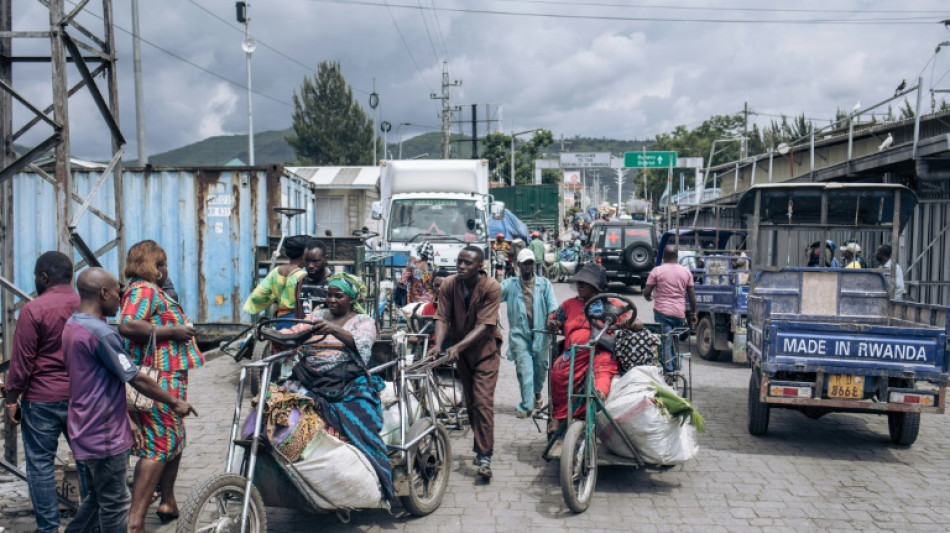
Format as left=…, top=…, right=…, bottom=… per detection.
left=471, top=104, right=477, bottom=158
left=430, top=61, right=460, bottom=159
left=742, top=101, right=749, bottom=159
left=237, top=1, right=256, bottom=165
left=131, top=0, right=146, bottom=164
left=369, top=79, right=379, bottom=163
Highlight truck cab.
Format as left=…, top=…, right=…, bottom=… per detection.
left=372, top=160, right=493, bottom=270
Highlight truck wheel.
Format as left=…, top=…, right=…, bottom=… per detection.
left=747, top=372, right=770, bottom=436
left=624, top=244, right=653, bottom=270
left=696, top=316, right=720, bottom=361
left=887, top=412, right=920, bottom=446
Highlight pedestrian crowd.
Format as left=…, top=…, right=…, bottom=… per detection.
left=2, top=226, right=908, bottom=531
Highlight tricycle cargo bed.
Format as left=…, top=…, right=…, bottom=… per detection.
left=748, top=269, right=949, bottom=380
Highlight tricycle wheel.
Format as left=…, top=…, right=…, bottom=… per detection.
left=177, top=473, right=266, bottom=533
left=560, top=420, right=597, bottom=514
left=887, top=412, right=920, bottom=446
left=695, top=316, right=720, bottom=361
left=399, top=419, right=452, bottom=516
left=249, top=340, right=273, bottom=398
left=747, top=372, right=770, bottom=436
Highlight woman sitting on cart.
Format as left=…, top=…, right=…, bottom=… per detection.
left=279, top=272, right=393, bottom=499
left=545, top=264, right=640, bottom=435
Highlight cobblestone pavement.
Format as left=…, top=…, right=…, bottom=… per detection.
left=4, top=282, right=950, bottom=532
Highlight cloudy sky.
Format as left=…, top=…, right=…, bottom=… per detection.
left=10, top=0, right=950, bottom=160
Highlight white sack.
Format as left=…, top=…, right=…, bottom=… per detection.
left=596, top=366, right=698, bottom=465
left=295, top=430, right=384, bottom=510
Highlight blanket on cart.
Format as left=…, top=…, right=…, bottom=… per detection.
left=311, top=375, right=394, bottom=500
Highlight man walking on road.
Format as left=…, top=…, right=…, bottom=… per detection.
left=644, top=245, right=697, bottom=372
left=64, top=268, right=197, bottom=533
left=429, top=246, right=502, bottom=480
left=528, top=231, right=546, bottom=275
left=4, top=251, right=84, bottom=533
left=501, top=249, right=558, bottom=419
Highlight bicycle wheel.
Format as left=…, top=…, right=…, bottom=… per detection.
left=399, top=419, right=452, bottom=516
left=177, top=473, right=266, bottom=533
left=560, top=420, right=597, bottom=513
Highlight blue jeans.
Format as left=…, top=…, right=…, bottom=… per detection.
left=654, top=311, right=685, bottom=373
left=21, top=400, right=90, bottom=533
left=65, top=452, right=131, bottom=533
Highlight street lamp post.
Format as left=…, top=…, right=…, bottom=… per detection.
left=510, top=129, right=538, bottom=187
left=238, top=2, right=256, bottom=165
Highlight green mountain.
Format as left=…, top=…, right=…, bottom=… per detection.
left=143, top=129, right=653, bottom=167
left=147, top=129, right=296, bottom=167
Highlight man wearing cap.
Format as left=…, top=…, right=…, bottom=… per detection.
left=501, top=249, right=558, bottom=419
left=428, top=246, right=503, bottom=480
left=644, top=245, right=697, bottom=372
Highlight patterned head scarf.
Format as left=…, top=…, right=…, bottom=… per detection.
left=416, top=240, right=434, bottom=262
left=327, top=272, right=367, bottom=313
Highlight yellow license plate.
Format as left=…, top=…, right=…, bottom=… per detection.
left=827, top=374, right=863, bottom=399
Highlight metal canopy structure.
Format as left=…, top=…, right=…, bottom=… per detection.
left=0, top=0, right=125, bottom=462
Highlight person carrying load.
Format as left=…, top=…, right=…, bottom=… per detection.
left=244, top=235, right=311, bottom=328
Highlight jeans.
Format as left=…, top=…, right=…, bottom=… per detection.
left=65, top=452, right=131, bottom=533
left=509, top=337, right=549, bottom=414
left=654, top=311, right=685, bottom=373
left=21, top=400, right=90, bottom=533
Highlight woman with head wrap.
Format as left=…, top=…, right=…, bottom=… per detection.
left=398, top=240, right=436, bottom=303
left=278, top=272, right=392, bottom=498
left=243, top=235, right=311, bottom=328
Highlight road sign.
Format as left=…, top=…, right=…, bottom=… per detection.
left=624, top=151, right=678, bottom=168
left=560, top=152, right=611, bottom=168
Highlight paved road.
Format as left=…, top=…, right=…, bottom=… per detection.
left=3, top=280, right=950, bottom=532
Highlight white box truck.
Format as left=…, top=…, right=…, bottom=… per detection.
left=372, top=159, right=496, bottom=269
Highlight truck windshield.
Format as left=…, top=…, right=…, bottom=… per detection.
left=389, top=199, right=483, bottom=243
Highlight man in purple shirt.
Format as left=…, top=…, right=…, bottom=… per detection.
left=3, top=251, right=83, bottom=533
left=63, top=268, right=197, bottom=533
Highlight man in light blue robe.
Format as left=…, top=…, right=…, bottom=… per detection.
left=501, top=249, right=559, bottom=418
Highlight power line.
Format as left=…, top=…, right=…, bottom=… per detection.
left=313, top=0, right=941, bottom=24
left=430, top=0, right=450, bottom=58
left=490, top=0, right=948, bottom=16
left=382, top=0, right=435, bottom=92
left=183, top=0, right=371, bottom=95
left=417, top=0, right=443, bottom=61
left=68, top=1, right=294, bottom=107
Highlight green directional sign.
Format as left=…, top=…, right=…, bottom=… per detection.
left=624, top=151, right=678, bottom=168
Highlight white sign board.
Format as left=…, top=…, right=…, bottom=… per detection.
left=560, top=152, right=611, bottom=168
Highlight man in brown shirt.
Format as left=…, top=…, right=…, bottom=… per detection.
left=429, top=246, right=502, bottom=479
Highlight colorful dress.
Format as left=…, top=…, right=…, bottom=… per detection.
left=399, top=262, right=435, bottom=304
left=549, top=297, right=625, bottom=420
left=121, top=279, right=204, bottom=462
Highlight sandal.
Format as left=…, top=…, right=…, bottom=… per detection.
left=546, top=419, right=565, bottom=437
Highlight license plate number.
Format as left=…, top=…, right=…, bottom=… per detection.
left=827, top=374, right=863, bottom=399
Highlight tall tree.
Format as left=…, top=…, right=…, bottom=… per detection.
left=483, top=129, right=554, bottom=185
left=287, top=61, right=373, bottom=165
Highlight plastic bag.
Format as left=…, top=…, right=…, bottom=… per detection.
left=379, top=385, right=422, bottom=446
left=595, top=366, right=699, bottom=465
left=295, top=430, right=384, bottom=510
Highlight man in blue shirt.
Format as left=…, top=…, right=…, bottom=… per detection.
left=500, top=249, right=558, bottom=418
left=63, top=268, right=197, bottom=533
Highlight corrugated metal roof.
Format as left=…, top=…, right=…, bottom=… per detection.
left=285, top=166, right=379, bottom=189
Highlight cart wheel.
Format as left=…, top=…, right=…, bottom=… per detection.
left=399, top=419, right=452, bottom=516
left=560, top=420, right=596, bottom=514
left=249, top=340, right=273, bottom=398
left=177, top=473, right=266, bottom=533
left=747, top=372, right=770, bottom=436
left=887, top=412, right=920, bottom=446
left=695, top=316, right=720, bottom=361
